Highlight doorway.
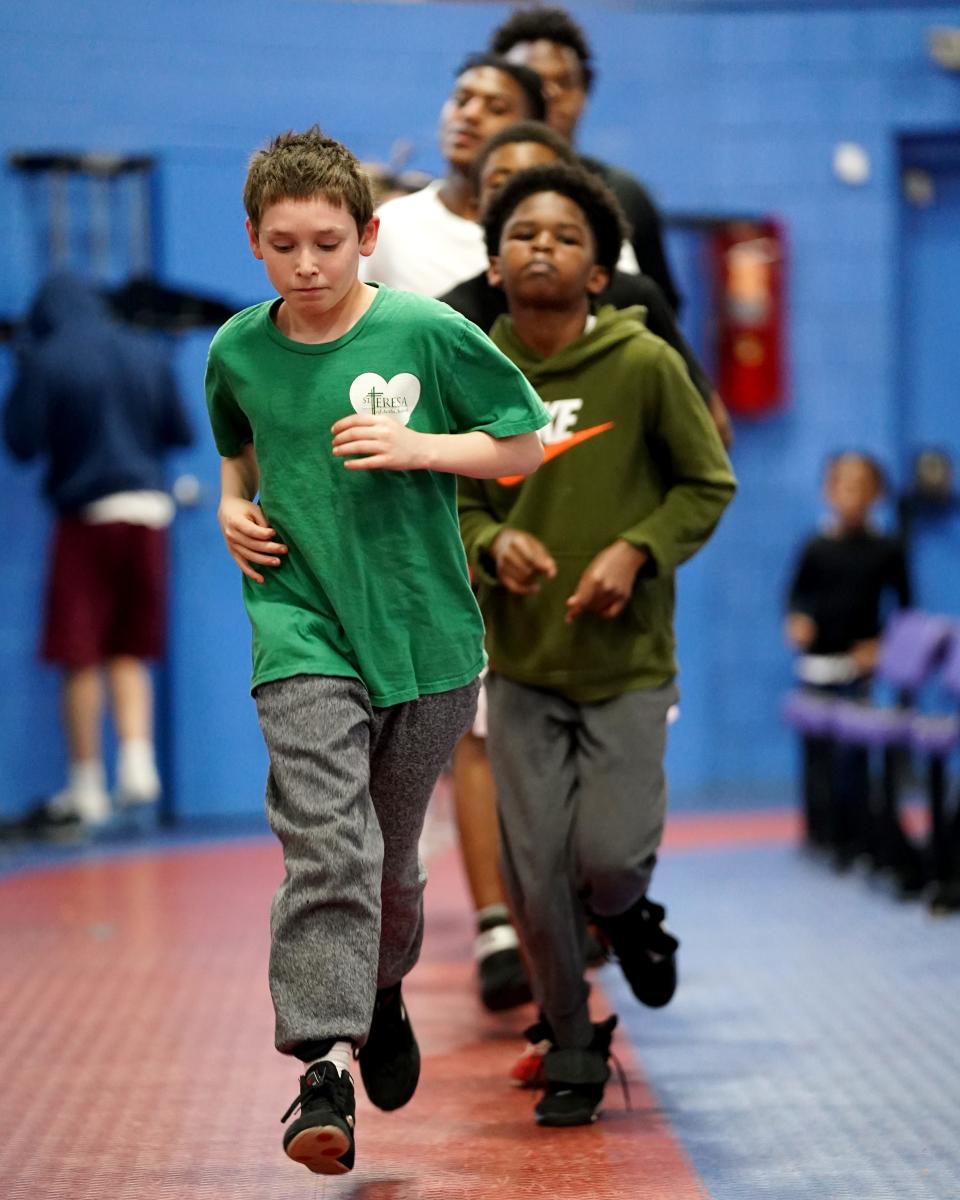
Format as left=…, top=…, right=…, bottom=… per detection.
left=898, top=133, right=960, bottom=617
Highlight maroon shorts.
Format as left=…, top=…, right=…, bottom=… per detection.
left=42, top=519, right=168, bottom=669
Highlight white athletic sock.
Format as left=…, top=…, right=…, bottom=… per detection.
left=475, top=904, right=520, bottom=962
left=116, top=739, right=161, bottom=805
left=56, top=760, right=110, bottom=823
left=477, top=903, right=511, bottom=931
left=70, top=759, right=106, bottom=792
left=316, top=1040, right=354, bottom=1080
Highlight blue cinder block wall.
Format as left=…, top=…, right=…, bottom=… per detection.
left=1, top=2, right=958, bottom=815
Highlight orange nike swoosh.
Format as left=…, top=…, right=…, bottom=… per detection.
left=497, top=421, right=615, bottom=487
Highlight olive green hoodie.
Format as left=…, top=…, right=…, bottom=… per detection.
left=458, top=305, right=736, bottom=701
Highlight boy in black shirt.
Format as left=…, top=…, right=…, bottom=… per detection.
left=785, top=452, right=910, bottom=680
left=488, top=5, right=681, bottom=313
left=785, top=452, right=911, bottom=859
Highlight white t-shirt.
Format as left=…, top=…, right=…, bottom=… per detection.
left=361, top=181, right=487, bottom=297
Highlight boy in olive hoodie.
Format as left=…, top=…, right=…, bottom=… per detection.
left=459, top=164, right=736, bottom=1127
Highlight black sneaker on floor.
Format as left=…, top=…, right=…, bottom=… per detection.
left=534, top=1015, right=617, bottom=1127
left=281, top=1060, right=356, bottom=1175
left=476, top=919, right=532, bottom=1012
left=9, top=800, right=87, bottom=845
left=357, top=982, right=420, bottom=1111
left=596, top=895, right=679, bottom=1008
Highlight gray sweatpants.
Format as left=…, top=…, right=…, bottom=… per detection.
left=485, top=672, right=678, bottom=1049
left=255, top=673, right=479, bottom=1055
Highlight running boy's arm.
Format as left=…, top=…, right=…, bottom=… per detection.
left=218, top=443, right=288, bottom=584
left=615, top=342, right=736, bottom=574
left=458, top=477, right=556, bottom=594
left=568, top=342, right=735, bottom=621
left=331, top=414, right=543, bottom=480
left=332, top=315, right=547, bottom=480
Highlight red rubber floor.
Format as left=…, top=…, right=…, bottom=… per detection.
left=0, top=837, right=708, bottom=1199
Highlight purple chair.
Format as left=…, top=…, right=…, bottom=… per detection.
left=831, top=611, right=954, bottom=748
left=909, top=625, right=960, bottom=910
left=828, top=611, right=952, bottom=891
left=909, top=629, right=960, bottom=756
left=782, top=612, right=952, bottom=867
left=782, top=689, right=837, bottom=738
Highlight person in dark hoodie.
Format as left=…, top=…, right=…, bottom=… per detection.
left=3, top=271, right=193, bottom=830
left=459, top=165, right=735, bottom=1127
left=439, top=120, right=733, bottom=447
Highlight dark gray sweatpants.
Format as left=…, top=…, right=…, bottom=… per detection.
left=485, top=672, right=678, bottom=1049
left=255, top=673, right=479, bottom=1055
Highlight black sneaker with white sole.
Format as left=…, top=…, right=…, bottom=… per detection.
left=595, top=895, right=679, bottom=1008
left=281, top=1059, right=356, bottom=1175
left=534, top=1015, right=618, bottom=1127
left=357, top=982, right=420, bottom=1111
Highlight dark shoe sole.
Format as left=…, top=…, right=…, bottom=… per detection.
left=362, top=1045, right=420, bottom=1111
left=359, top=986, right=422, bottom=1111
left=535, top=1102, right=603, bottom=1127
left=481, top=976, right=533, bottom=1013
left=479, top=947, right=532, bottom=1012
left=284, top=1124, right=353, bottom=1174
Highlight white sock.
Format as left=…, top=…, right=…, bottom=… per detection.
left=70, top=760, right=106, bottom=793
left=55, top=760, right=110, bottom=823
left=317, top=1040, right=354, bottom=1080
left=477, top=903, right=511, bottom=930
left=117, top=739, right=161, bottom=804
left=476, top=924, right=520, bottom=961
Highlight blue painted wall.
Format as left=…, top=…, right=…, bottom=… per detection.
left=1, top=2, right=958, bottom=815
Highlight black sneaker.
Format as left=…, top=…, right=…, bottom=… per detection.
left=476, top=918, right=532, bottom=1012
left=357, top=982, right=420, bottom=1111
left=596, top=895, right=679, bottom=1008
left=281, top=1060, right=355, bottom=1175
left=534, top=1015, right=617, bottom=1127
left=9, top=800, right=87, bottom=844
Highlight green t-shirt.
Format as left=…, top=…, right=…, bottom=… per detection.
left=205, top=284, right=548, bottom=705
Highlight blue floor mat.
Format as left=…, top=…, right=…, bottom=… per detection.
left=607, top=846, right=960, bottom=1200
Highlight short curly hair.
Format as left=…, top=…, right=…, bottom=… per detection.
left=483, top=163, right=628, bottom=275
left=489, top=6, right=595, bottom=92
left=471, top=120, right=576, bottom=190
left=243, top=126, right=374, bottom=235
left=454, top=53, right=547, bottom=122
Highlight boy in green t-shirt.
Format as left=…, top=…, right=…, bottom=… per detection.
left=204, top=127, right=546, bottom=1175
left=459, top=163, right=736, bottom=1127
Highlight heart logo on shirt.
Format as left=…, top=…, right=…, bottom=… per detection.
left=349, top=373, right=421, bottom=427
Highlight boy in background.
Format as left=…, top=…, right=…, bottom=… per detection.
left=785, top=451, right=911, bottom=861
left=205, top=127, right=546, bottom=1173
left=488, top=5, right=680, bottom=311
left=460, top=164, right=735, bottom=1126
left=440, top=119, right=731, bottom=440
left=360, top=53, right=545, bottom=297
